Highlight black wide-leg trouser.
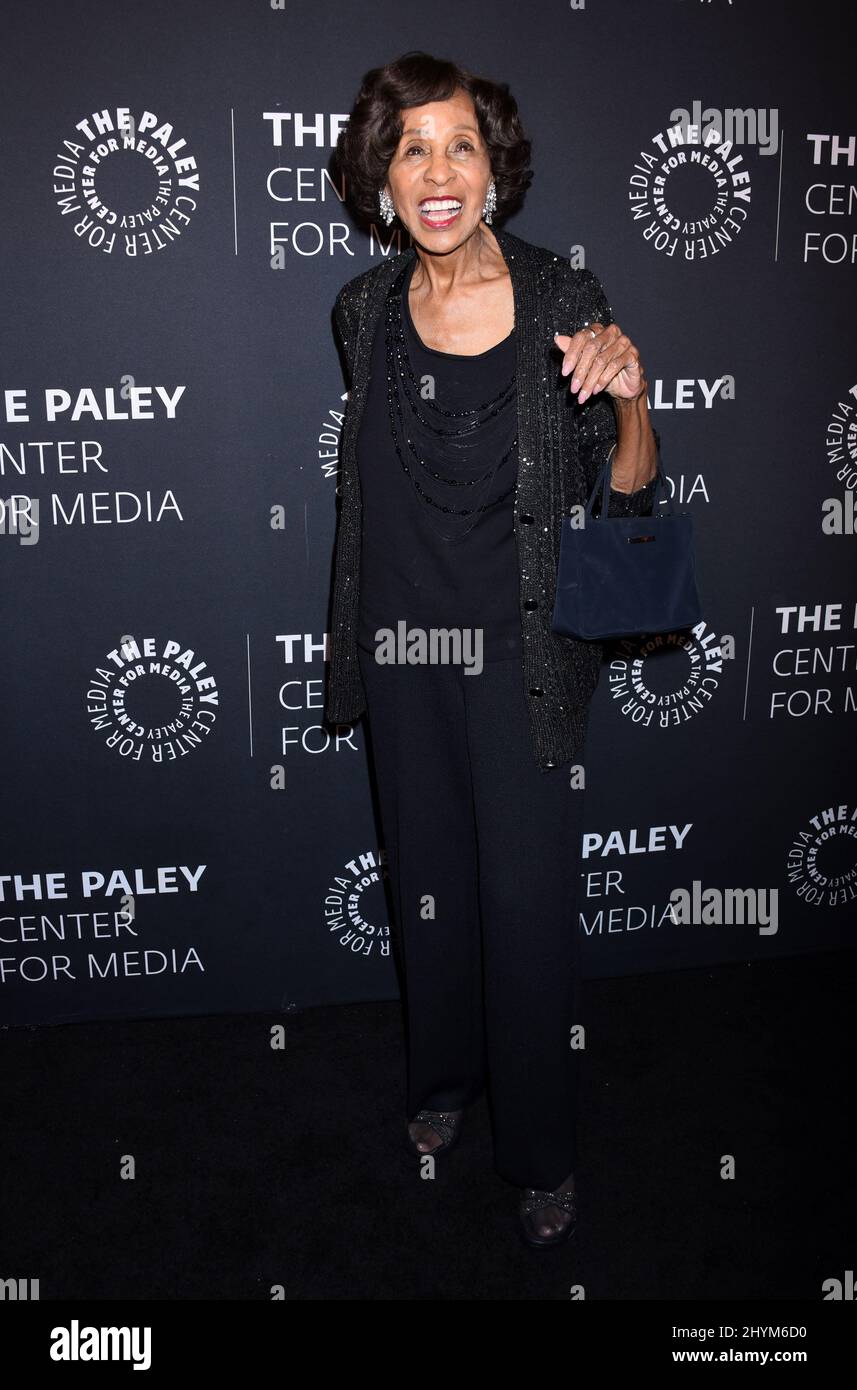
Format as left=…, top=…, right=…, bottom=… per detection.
left=357, top=645, right=586, bottom=1191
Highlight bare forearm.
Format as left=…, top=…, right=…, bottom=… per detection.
left=610, top=392, right=658, bottom=493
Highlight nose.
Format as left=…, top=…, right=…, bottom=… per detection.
left=424, top=152, right=457, bottom=186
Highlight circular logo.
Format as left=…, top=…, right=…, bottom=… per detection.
left=86, top=635, right=219, bottom=761
left=628, top=123, right=752, bottom=261
left=824, top=383, right=857, bottom=491
left=321, top=850, right=392, bottom=961
left=607, top=622, right=723, bottom=727
left=52, top=107, right=200, bottom=256
left=786, top=805, right=857, bottom=908
left=320, top=390, right=349, bottom=492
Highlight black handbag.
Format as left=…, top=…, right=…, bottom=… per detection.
left=551, top=447, right=702, bottom=641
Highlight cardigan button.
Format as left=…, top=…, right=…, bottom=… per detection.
left=523, top=598, right=538, bottom=611
left=529, top=686, right=544, bottom=698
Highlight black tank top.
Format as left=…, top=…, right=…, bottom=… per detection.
left=356, top=256, right=522, bottom=662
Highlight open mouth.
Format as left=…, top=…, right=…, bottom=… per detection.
left=418, top=198, right=463, bottom=228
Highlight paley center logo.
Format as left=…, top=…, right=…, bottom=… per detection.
left=86, top=635, right=219, bottom=762
left=628, top=104, right=758, bottom=261
left=321, top=850, right=392, bottom=962
left=319, top=390, right=349, bottom=489
left=825, top=381, right=857, bottom=482
left=786, top=803, right=857, bottom=909
left=607, top=621, right=725, bottom=728
left=52, top=107, right=200, bottom=256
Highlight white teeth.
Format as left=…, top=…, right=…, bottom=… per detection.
left=420, top=200, right=462, bottom=212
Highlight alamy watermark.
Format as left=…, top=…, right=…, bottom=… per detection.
left=0, top=1276, right=39, bottom=1299
left=50, top=1321, right=151, bottom=1370
left=373, top=623, right=483, bottom=674
left=669, top=881, right=778, bottom=935
left=669, top=102, right=779, bottom=156
left=0, top=496, right=39, bottom=544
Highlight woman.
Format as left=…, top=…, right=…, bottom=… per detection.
left=325, top=51, right=660, bottom=1248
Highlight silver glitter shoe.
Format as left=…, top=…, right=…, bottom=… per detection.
left=518, top=1181, right=578, bottom=1248
left=405, top=1108, right=463, bottom=1158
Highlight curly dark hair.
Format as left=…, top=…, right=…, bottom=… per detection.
left=334, top=50, right=533, bottom=230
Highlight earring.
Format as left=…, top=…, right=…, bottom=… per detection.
left=482, top=178, right=497, bottom=225
left=379, top=188, right=395, bottom=225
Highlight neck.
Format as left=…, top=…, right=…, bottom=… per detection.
left=410, top=223, right=502, bottom=298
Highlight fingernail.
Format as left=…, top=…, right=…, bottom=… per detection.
left=571, top=377, right=580, bottom=391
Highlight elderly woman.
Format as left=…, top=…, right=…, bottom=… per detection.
left=325, top=51, right=659, bottom=1248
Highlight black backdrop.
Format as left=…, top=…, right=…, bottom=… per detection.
left=1, top=0, right=854, bottom=1028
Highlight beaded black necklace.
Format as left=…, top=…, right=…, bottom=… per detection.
left=383, top=261, right=519, bottom=542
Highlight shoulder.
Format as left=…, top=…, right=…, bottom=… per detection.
left=334, top=263, right=375, bottom=313
left=495, top=228, right=567, bottom=282
left=499, top=230, right=612, bottom=321
left=496, top=228, right=584, bottom=279
left=333, top=268, right=369, bottom=336
left=334, top=253, right=406, bottom=323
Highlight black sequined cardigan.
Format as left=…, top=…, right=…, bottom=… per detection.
left=325, top=225, right=660, bottom=770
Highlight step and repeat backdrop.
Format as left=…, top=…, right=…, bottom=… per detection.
left=1, top=0, right=853, bottom=1027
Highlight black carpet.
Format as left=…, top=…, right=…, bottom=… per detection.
left=2, top=951, right=854, bottom=1301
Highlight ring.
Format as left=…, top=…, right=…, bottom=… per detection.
left=588, top=329, right=596, bottom=339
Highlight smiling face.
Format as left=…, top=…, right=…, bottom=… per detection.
left=383, top=89, right=493, bottom=246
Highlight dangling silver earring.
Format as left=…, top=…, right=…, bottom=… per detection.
left=379, top=188, right=396, bottom=225
left=482, top=178, right=497, bottom=225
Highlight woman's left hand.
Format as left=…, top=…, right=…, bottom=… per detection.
left=553, top=323, right=646, bottom=406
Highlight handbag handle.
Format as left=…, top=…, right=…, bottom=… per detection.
left=585, top=442, right=673, bottom=519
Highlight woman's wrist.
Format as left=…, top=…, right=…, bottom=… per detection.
left=610, top=387, right=658, bottom=492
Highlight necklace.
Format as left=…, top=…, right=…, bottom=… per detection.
left=384, top=264, right=519, bottom=543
